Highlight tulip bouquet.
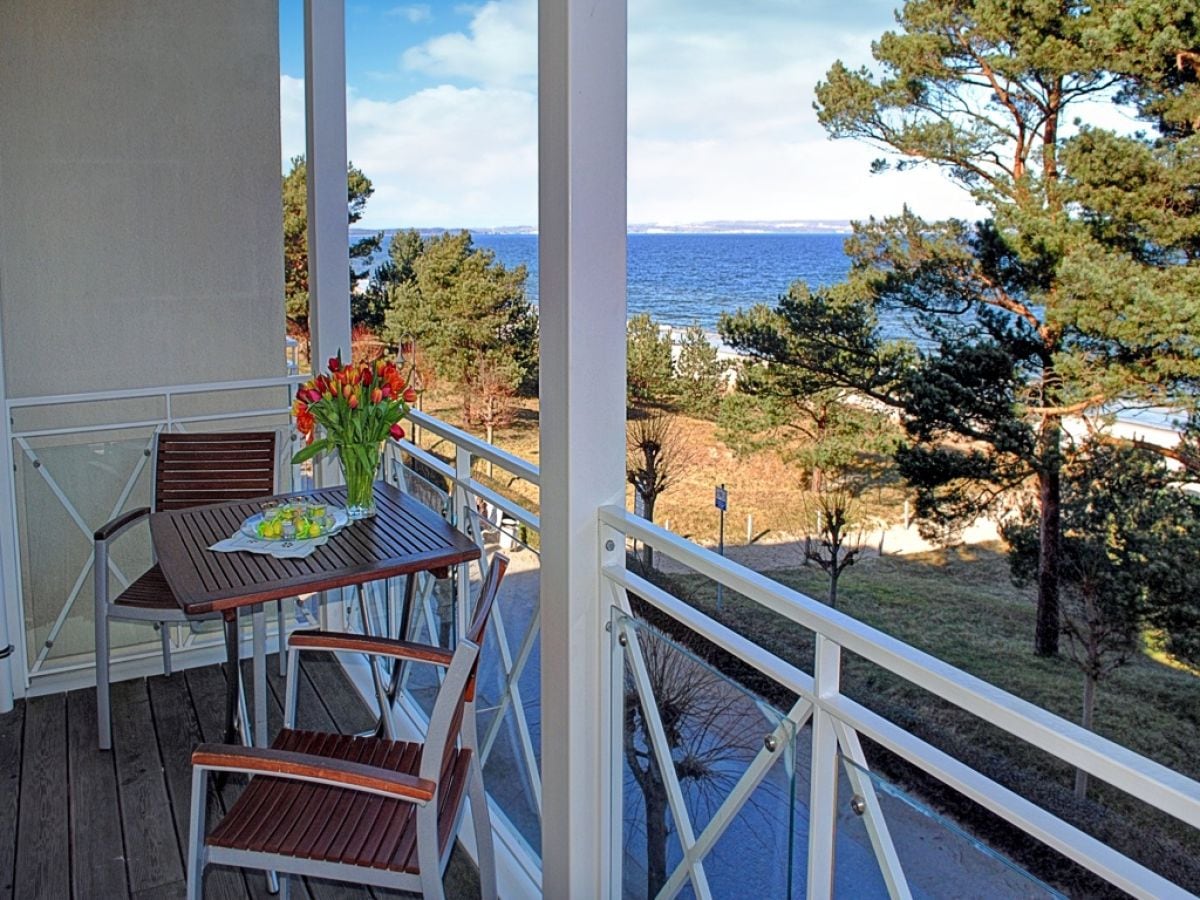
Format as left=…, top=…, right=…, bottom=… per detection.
left=291, top=353, right=417, bottom=518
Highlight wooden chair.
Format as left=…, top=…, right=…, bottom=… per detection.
left=93, top=431, right=279, bottom=750
left=186, top=554, right=509, bottom=900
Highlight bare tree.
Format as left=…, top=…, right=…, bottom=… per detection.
left=623, top=623, right=774, bottom=897
left=627, top=415, right=694, bottom=568
left=466, top=356, right=519, bottom=477
left=800, top=482, right=871, bottom=609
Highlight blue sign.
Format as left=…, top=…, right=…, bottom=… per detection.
left=715, top=486, right=727, bottom=511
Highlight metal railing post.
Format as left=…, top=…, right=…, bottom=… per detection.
left=455, top=445, right=473, bottom=636
left=807, top=635, right=842, bottom=899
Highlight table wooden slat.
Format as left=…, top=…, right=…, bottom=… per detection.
left=151, top=482, right=480, bottom=615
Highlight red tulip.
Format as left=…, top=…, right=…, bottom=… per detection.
left=306, top=389, right=321, bottom=404
left=390, top=424, right=405, bottom=440
left=361, top=368, right=373, bottom=386
left=403, top=387, right=417, bottom=403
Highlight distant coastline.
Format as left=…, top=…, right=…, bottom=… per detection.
left=351, top=219, right=853, bottom=237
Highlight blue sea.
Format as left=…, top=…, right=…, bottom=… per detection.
left=361, top=231, right=852, bottom=330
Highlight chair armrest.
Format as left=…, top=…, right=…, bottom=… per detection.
left=191, top=743, right=436, bottom=802
left=94, top=507, right=152, bottom=542
left=288, top=630, right=455, bottom=667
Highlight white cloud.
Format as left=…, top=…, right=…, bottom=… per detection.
left=401, top=0, right=535, bottom=89
left=348, top=86, right=537, bottom=228
left=281, top=74, right=536, bottom=227
left=289, top=0, right=992, bottom=227
left=389, top=4, right=433, bottom=23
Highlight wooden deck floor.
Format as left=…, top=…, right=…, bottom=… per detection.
left=0, top=653, right=479, bottom=900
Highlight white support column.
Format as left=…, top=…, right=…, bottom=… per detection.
left=304, top=0, right=352, bottom=372
left=538, top=0, right=628, bottom=893
left=0, top=301, right=18, bottom=710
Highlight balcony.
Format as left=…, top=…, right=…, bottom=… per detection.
left=0, top=387, right=1197, bottom=898
left=1, top=1, right=1198, bottom=898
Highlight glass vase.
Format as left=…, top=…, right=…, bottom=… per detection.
left=336, top=441, right=382, bottom=519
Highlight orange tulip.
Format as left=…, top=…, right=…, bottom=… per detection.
left=371, top=387, right=383, bottom=404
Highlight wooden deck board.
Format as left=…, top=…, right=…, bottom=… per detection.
left=111, top=679, right=186, bottom=894
left=146, top=673, right=248, bottom=900
left=14, top=694, right=69, bottom=900
left=67, top=689, right=130, bottom=899
left=2, top=654, right=479, bottom=899
left=0, top=702, right=25, bottom=900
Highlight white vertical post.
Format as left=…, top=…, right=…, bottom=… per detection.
left=305, top=0, right=351, bottom=633
left=0, top=307, right=18, bottom=710
left=304, top=0, right=352, bottom=373
left=538, top=0, right=628, bottom=891
left=807, top=635, right=843, bottom=898
left=455, top=445, right=472, bottom=634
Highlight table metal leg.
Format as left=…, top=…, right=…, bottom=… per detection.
left=252, top=604, right=268, bottom=748
left=357, top=585, right=397, bottom=739
left=222, top=612, right=240, bottom=746
left=385, top=574, right=419, bottom=705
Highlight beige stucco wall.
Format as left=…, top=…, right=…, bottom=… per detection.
left=0, top=0, right=288, bottom=675
left=0, top=0, right=286, bottom=397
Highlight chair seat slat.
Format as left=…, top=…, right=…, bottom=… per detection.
left=206, top=730, right=467, bottom=874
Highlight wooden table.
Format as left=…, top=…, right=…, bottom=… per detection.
left=150, top=481, right=481, bottom=747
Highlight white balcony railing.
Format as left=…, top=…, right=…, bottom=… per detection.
left=600, top=507, right=1200, bottom=899
left=2, top=375, right=307, bottom=692
left=4, top=385, right=1198, bottom=898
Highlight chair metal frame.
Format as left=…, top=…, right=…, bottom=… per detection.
left=93, top=430, right=281, bottom=750
left=186, top=555, right=508, bottom=900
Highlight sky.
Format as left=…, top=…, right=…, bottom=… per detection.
left=278, top=0, right=992, bottom=230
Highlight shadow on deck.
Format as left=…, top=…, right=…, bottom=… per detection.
left=0, top=653, right=480, bottom=899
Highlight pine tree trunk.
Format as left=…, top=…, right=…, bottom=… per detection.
left=1035, top=450, right=1062, bottom=657
left=1075, top=672, right=1097, bottom=799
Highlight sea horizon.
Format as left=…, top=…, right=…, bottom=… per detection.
left=351, top=218, right=854, bottom=237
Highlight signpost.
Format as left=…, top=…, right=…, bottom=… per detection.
left=715, top=484, right=727, bottom=610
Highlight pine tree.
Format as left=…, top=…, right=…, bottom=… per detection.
left=626, top=313, right=675, bottom=407
left=673, top=323, right=724, bottom=416
left=281, top=156, right=381, bottom=337
left=723, top=0, right=1200, bottom=656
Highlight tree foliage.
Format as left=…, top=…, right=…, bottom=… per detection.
left=1003, top=443, right=1200, bottom=794
left=380, top=230, right=537, bottom=421
left=727, top=0, right=1200, bottom=656
left=281, top=156, right=381, bottom=335
left=719, top=283, right=903, bottom=492
left=674, top=323, right=724, bottom=416
left=627, top=313, right=675, bottom=406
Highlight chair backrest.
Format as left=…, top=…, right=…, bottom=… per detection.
left=420, top=553, right=509, bottom=786
left=152, top=431, right=278, bottom=512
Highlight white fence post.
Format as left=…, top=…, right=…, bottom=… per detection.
left=807, top=635, right=842, bottom=898
left=455, top=445, right=473, bottom=634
